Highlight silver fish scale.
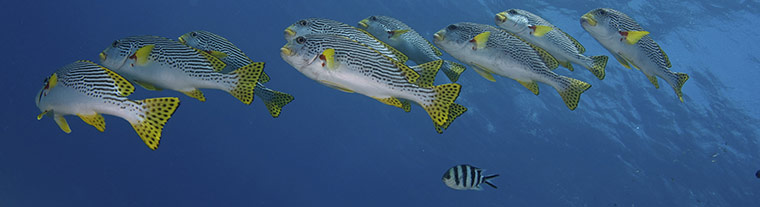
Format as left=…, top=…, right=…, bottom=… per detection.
left=115, top=36, right=230, bottom=83
left=300, top=34, right=433, bottom=94
left=372, top=16, right=439, bottom=60
left=510, top=9, right=585, bottom=58
left=297, top=18, right=397, bottom=60
left=58, top=61, right=128, bottom=103
left=186, top=31, right=251, bottom=71
left=463, top=23, right=558, bottom=77
left=600, top=9, right=670, bottom=69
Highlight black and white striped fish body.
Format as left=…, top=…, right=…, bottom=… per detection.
left=281, top=34, right=462, bottom=130
left=359, top=15, right=466, bottom=82
left=496, top=9, right=608, bottom=80
left=434, top=22, right=591, bottom=110
left=582, top=8, right=688, bottom=101
left=35, top=60, right=179, bottom=150
left=179, top=31, right=294, bottom=118
left=99, top=35, right=261, bottom=104
left=442, top=164, right=499, bottom=191
left=284, top=18, right=408, bottom=64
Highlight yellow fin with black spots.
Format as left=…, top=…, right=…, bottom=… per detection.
left=517, top=80, right=539, bottom=95
left=256, top=85, right=294, bottom=118
left=132, top=97, right=180, bottom=150
left=434, top=103, right=467, bottom=134
left=563, top=31, right=585, bottom=53
left=427, top=39, right=443, bottom=56
left=410, top=60, right=443, bottom=87
left=193, top=48, right=226, bottom=72
left=559, top=61, right=574, bottom=71
left=78, top=113, right=105, bottom=132
left=423, top=83, right=461, bottom=126
left=646, top=74, right=659, bottom=89
left=589, top=55, right=608, bottom=80
left=558, top=77, right=591, bottom=110
left=373, top=97, right=407, bottom=110
left=78, top=60, right=135, bottom=96
left=228, top=62, right=264, bottom=105
left=441, top=61, right=466, bottom=82
left=182, top=89, right=206, bottom=102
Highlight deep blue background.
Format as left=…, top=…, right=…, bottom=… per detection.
left=2, top=0, right=759, bottom=206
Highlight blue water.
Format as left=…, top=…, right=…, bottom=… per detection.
left=3, top=0, right=759, bottom=206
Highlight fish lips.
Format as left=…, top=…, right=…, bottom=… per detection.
left=581, top=13, right=597, bottom=26
left=433, top=30, right=446, bottom=41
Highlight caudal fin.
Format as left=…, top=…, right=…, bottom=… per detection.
left=589, top=55, right=608, bottom=80
left=255, top=83, right=294, bottom=118
left=132, top=97, right=180, bottom=150
left=557, top=77, right=591, bottom=110
left=671, top=72, right=689, bottom=102
left=434, top=103, right=468, bottom=134
left=228, top=62, right=264, bottom=105
left=423, top=84, right=461, bottom=127
left=442, top=61, right=467, bottom=82
left=483, top=174, right=499, bottom=189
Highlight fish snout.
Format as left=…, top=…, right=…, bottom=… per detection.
left=284, top=26, right=296, bottom=37
left=280, top=47, right=293, bottom=56
left=358, top=19, right=369, bottom=28
left=581, top=13, right=597, bottom=26
left=433, top=30, right=446, bottom=41
left=178, top=36, right=186, bottom=44
left=495, top=12, right=507, bottom=23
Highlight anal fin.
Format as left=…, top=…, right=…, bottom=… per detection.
left=54, top=114, right=71, bottom=133
left=613, top=53, right=632, bottom=69
left=646, top=74, right=659, bottom=89
left=134, top=80, right=163, bottom=91
left=472, top=64, right=496, bottom=82
left=516, top=80, right=539, bottom=95
left=182, top=89, right=206, bottom=102
left=77, top=113, right=106, bottom=132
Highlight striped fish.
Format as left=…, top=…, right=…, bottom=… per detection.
left=434, top=22, right=592, bottom=110
left=179, top=31, right=294, bottom=118
left=358, top=15, right=467, bottom=83
left=442, top=164, right=499, bottom=191
left=35, top=60, right=179, bottom=150
left=284, top=18, right=409, bottom=64
left=581, top=8, right=689, bottom=102
left=496, top=9, right=609, bottom=80
left=280, top=34, right=464, bottom=133
left=98, top=35, right=262, bottom=104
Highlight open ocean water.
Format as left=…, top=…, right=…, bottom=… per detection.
left=2, top=0, right=759, bottom=206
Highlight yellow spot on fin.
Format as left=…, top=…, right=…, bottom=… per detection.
left=613, top=53, right=632, bottom=69
left=134, top=80, right=163, bottom=91
left=256, top=85, right=294, bottom=118
left=563, top=31, right=585, bottom=53
left=589, top=55, right=608, bottom=80
left=423, top=83, right=461, bottom=126
left=434, top=103, right=467, bottom=134
left=646, top=74, right=659, bottom=89
left=78, top=60, right=135, bottom=96
left=322, top=48, right=339, bottom=70
left=182, top=89, right=206, bottom=102
left=259, top=71, right=271, bottom=83
left=37, top=110, right=49, bottom=120
left=411, top=60, right=443, bottom=88
left=517, top=80, right=539, bottom=95
left=389, top=29, right=409, bottom=39
left=132, top=97, right=180, bottom=150
left=400, top=100, right=411, bottom=113
left=472, top=63, right=496, bottom=82
left=208, top=51, right=228, bottom=59
left=54, top=114, right=71, bottom=134
left=531, top=25, right=553, bottom=37
left=228, top=62, right=264, bottom=105
left=135, top=45, right=155, bottom=66
left=193, top=48, right=226, bottom=72
left=471, top=31, right=490, bottom=50
left=78, top=113, right=105, bottom=132
left=623, top=31, right=650, bottom=45
left=558, top=77, right=591, bottom=110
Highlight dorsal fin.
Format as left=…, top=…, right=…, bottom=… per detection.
left=659, top=45, right=671, bottom=68
left=410, top=60, right=443, bottom=88
left=193, top=48, right=227, bottom=72
left=396, top=62, right=420, bottom=84
left=527, top=42, right=559, bottom=70
left=427, top=39, right=443, bottom=56
left=357, top=28, right=409, bottom=63
left=562, top=30, right=585, bottom=53
left=79, top=60, right=134, bottom=96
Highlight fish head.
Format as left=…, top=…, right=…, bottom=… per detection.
left=35, top=72, right=58, bottom=111
left=99, top=36, right=141, bottom=71
left=495, top=9, right=531, bottom=33
left=357, top=15, right=397, bottom=42
left=179, top=30, right=216, bottom=51
left=581, top=8, right=619, bottom=37
left=285, top=18, right=338, bottom=42
left=280, top=35, right=326, bottom=79
left=433, top=23, right=479, bottom=52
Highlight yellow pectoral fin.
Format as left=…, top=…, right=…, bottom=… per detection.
left=531, top=25, right=553, bottom=37
left=54, top=114, right=71, bottom=133
left=37, top=110, right=49, bottom=120
left=613, top=53, right=632, bottom=69
left=471, top=31, right=491, bottom=50
left=135, top=45, right=155, bottom=66
left=472, top=64, right=496, bottom=82
left=134, top=80, right=163, bottom=91
left=48, top=73, right=58, bottom=89
left=623, top=31, right=650, bottom=45
left=77, top=113, right=106, bottom=132
left=389, top=29, right=409, bottom=39
left=321, top=48, right=339, bottom=70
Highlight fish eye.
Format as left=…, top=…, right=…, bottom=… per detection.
left=508, top=10, right=517, bottom=15
left=111, top=40, right=119, bottom=47
left=599, top=10, right=607, bottom=15
left=298, top=20, right=307, bottom=26
left=191, top=32, right=197, bottom=37
left=447, top=24, right=457, bottom=30
left=369, top=16, right=377, bottom=21
left=295, top=36, right=306, bottom=44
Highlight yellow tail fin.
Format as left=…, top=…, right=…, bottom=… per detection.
left=442, top=61, right=467, bottom=82
left=557, top=77, right=591, bottom=110
left=255, top=84, right=294, bottom=118
left=424, top=84, right=462, bottom=126
left=228, top=62, right=264, bottom=104
left=434, top=103, right=468, bottom=134
left=131, top=97, right=180, bottom=150
left=589, top=55, right=608, bottom=80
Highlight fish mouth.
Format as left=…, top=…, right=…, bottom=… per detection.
left=280, top=47, right=293, bottom=56
left=581, top=13, right=597, bottom=26
left=284, top=27, right=296, bottom=37
left=433, top=30, right=445, bottom=41
left=178, top=35, right=186, bottom=44
left=99, top=52, right=107, bottom=62
left=358, top=19, right=369, bottom=28
left=495, top=12, right=507, bottom=23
